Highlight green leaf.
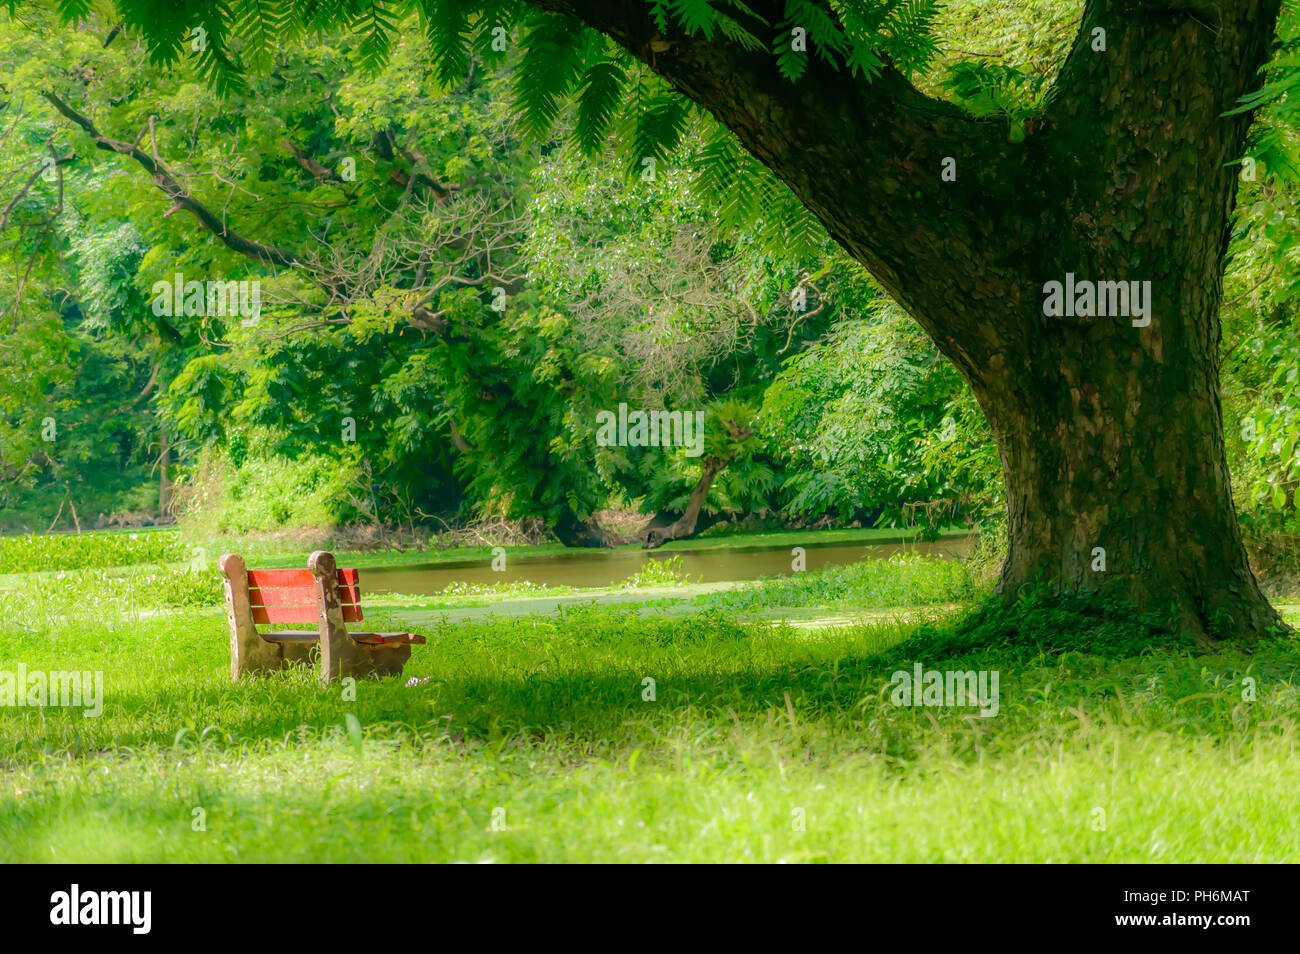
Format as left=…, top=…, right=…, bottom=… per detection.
left=345, top=713, right=364, bottom=753
left=627, top=93, right=691, bottom=177
left=515, top=14, right=589, bottom=139
left=418, top=0, right=470, bottom=86
left=575, top=58, right=627, bottom=155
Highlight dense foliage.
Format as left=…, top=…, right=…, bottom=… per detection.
left=1, top=0, right=1297, bottom=553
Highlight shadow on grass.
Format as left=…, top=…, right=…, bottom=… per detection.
left=7, top=591, right=1297, bottom=766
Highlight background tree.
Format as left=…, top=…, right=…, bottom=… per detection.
left=8, top=0, right=1300, bottom=648
left=52, top=0, right=1273, bottom=642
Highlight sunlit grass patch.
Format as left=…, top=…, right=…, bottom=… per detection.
left=1, top=557, right=1297, bottom=863
left=688, top=553, right=982, bottom=612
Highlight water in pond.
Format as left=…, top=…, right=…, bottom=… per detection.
left=361, top=535, right=974, bottom=596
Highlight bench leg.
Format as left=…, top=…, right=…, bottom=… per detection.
left=310, top=551, right=362, bottom=685
left=317, top=616, right=357, bottom=685
left=321, top=640, right=412, bottom=681
left=348, top=643, right=412, bottom=679
left=233, top=630, right=284, bottom=678
left=310, top=552, right=416, bottom=684
left=221, top=554, right=283, bottom=679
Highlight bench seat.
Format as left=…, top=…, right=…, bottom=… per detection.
left=260, top=630, right=426, bottom=646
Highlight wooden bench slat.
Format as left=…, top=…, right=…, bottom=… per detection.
left=248, top=587, right=315, bottom=607
left=252, top=605, right=316, bottom=625
left=256, top=629, right=422, bottom=645
left=258, top=629, right=422, bottom=645
left=245, top=568, right=311, bottom=588
left=253, top=604, right=362, bottom=624
left=249, top=584, right=363, bottom=609
left=246, top=568, right=360, bottom=588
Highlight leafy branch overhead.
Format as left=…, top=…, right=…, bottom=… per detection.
left=30, top=0, right=949, bottom=263
left=62, top=0, right=990, bottom=366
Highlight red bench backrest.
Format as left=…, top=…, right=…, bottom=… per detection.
left=246, top=567, right=363, bottom=624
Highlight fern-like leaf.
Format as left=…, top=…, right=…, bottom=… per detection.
left=234, top=0, right=287, bottom=73
left=352, top=0, right=397, bottom=73
left=515, top=13, right=589, bottom=139
left=626, top=92, right=691, bottom=178
left=53, top=0, right=93, bottom=23
left=575, top=57, right=628, bottom=155
left=418, top=0, right=469, bottom=86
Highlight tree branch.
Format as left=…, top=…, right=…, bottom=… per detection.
left=42, top=91, right=305, bottom=269
left=282, top=138, right=347, bottom=184
left=526, top=0, right=1025, bottom=376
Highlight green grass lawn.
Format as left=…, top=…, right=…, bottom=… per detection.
left=2, top=542, right=1298, bottom=863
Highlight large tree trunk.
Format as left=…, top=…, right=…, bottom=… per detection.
left=539, top=0, right=1288, bottom=641
left=643, top=459, right=723, bottom=548
left=977, top=315, right=1276, bottom=641
left=962, top=0, right=1285, bottom=641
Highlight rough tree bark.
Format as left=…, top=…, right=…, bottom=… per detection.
left=643, top=459, right=724, bottom=548
left=642, top=504, right=722, bottom=547
left=643, top=415, right=753, bottom=547
left=533, top=0, right=1287, bottom=641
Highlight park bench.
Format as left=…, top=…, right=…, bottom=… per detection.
left=219, top=550, right=424, bottom=684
